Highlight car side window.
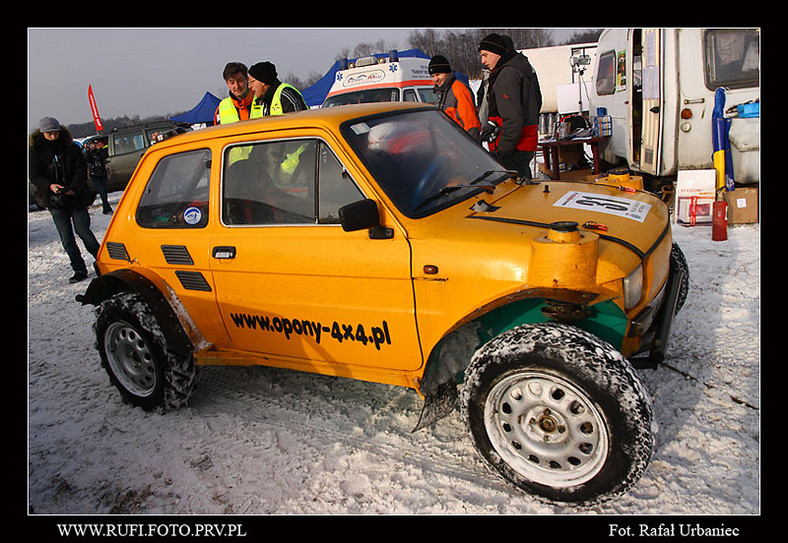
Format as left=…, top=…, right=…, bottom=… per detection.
left=318, top=145, right=364, bottom=223
left=113, top=130, right=146, bottom=155
left=136, top=148, right=211, bottom=228
left=222, top=139, right=363, bottom=226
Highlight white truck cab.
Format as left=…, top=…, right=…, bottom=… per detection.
left=321, top=50, right=438, bottom=107
left=589, top=28, right=759, bottom=186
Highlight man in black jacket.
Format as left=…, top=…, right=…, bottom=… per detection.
left=478, top=33, right=542, bottom=179
left=247, top=61, right=308, bottom=118
left=29, top=117, right=101, bottom=283
left=83, top=139, right=112, bottom=214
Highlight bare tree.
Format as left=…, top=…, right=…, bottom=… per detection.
left=564, top=29, right=603, bottom=45
left=283, top=71, right=325, bottom=90
left=407, top=28, right=556, bottom=78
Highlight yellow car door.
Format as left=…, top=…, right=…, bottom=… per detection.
left=209, top=136, right=423, bottom=374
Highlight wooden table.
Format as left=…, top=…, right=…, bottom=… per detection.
left=537, top=136, right=607, bottom=180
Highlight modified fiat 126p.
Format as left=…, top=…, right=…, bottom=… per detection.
left=78, top=102, right=688, bottom=506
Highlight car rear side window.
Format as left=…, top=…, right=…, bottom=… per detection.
left=136, top=148, right=211, bottom=228
left=222, top=139, right=363, bottom=226
left=113, top=130, right=146, bottom=155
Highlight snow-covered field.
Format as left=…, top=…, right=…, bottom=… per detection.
left=28, top=190, right=760, bottom=521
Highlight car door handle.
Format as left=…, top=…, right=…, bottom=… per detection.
left=212, top=246, right=236, bottom=259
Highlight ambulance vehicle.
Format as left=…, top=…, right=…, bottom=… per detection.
left=322, top=50, right=438, bottom=107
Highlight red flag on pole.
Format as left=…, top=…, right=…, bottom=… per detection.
left=88, top=85, right=103, bottom=132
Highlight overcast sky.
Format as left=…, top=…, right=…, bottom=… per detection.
left=28, top=27, right=581, bottom=132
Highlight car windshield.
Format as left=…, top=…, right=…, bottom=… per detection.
left=341, top=108, right=511, bottom=218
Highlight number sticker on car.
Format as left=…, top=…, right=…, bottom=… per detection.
left=553, top=191, right=652, bottom=222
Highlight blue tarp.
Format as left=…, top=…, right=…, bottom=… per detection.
left=170, top=92, right=222, bottom=125
left=301, top=49, right=431, bottom=108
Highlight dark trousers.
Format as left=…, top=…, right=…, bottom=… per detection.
left=499, top=150, right=535, bottom=180
left=50, top=206, right=101, bottom=274
left=90, top=175, right=112, bottom=212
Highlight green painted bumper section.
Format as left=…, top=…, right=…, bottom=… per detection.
left=476, top=297, right=628, bottom=352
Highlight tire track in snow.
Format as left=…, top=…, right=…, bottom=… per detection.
left=187, top=366, right=533, bottom=500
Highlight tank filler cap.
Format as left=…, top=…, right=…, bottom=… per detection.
left=549, top=221, right=579, bottom=232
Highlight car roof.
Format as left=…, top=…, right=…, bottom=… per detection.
left=110, top=120, right=186, bottom=133
left=155, top=102, right=437, bottom=149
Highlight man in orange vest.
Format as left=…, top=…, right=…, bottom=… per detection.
left=429, top=55, right=481, bottom=141
left=214, top=62, right=254, bottom=125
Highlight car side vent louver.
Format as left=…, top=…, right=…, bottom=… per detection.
left=161, top=245, right=194, bottom=265
left=175, top=271, right=212, bottom=292
left=106, top=242, right=130, bottom=261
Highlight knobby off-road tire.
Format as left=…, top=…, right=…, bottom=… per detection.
left=671, top=242, right=689, bottom=315
left=95, top=292, right=196, bottom=412
left=460, top=323, right=654, bottom=506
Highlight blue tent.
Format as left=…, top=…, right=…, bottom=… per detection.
left=301, top=49, right=431, bottom=108
left=170, top=92, right=222, bottom=125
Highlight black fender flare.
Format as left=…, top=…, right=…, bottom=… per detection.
left=413, top=287, right=614, bottom=432
left=76, top=269, right=194, bottom=358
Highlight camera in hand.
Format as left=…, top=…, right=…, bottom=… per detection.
left=480, top=120, right=501, bottom=143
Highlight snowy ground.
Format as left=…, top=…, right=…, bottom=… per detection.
left=28, top=189, right=760, bottom=522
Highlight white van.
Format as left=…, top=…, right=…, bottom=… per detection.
left=589, top=28, right=759, bottom=186
left=321, top=51, right=438, bottom=107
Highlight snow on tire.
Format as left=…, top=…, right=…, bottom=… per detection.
left=671, top=243, right=689, bottom=315
left=94, top=292, right=196, bottom=412
left=460, top=323, right=654, bottom=506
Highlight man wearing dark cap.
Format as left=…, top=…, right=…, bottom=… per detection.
left=429, top=55, right=481, bottom=140
left=29, top=117, right=101, bottom=283
left=478, top=33, right=542, bottom=179
left=248, top=61, right=308, bottom=118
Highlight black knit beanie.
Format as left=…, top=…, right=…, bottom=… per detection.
left=478, top=33, right=509, bottom=56
left=428, top=55, right=452, bottom=75
left=248, top=61, right=278, bottom=84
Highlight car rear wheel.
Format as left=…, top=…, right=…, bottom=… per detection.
left=95, top=292, right=196, bottom=411
left=460, top=323, right=654, bottom=505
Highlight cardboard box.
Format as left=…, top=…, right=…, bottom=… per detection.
left=675, top=169, right=716, bottom=225
left=724, top=187, right=759, bottom=224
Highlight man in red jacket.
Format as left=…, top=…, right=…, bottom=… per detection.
left=478, top=33, right=542, bottom=179
left=429, top=55, right=481, bottom=141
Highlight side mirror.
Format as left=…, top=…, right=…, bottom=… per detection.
left=339, top=199, right=394, bottom=239
left=339, top=199, right=380, bottom=232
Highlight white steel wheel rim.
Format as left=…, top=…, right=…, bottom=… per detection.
left=484, top=371, right=609, bottom=488
left=104, top=321, right=157, bottom=397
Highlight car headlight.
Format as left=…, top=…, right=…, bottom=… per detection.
left=623, top=264, right=643, bottom=310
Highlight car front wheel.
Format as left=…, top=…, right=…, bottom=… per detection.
left=460, top=323, right=654, bottom=505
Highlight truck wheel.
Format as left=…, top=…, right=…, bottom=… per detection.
left=95, top=292, right=196, bottom=412
left=460, top=323, right=654, bottom=505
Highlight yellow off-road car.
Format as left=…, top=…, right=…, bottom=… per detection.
left=78, top=102, right=688, bottom=505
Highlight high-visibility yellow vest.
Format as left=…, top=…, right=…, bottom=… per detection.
left=219, top=97, right=253, bottom=163
left=250, top=83, right=304, bottom=118
left=218, top=97, right=243, bottom=124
